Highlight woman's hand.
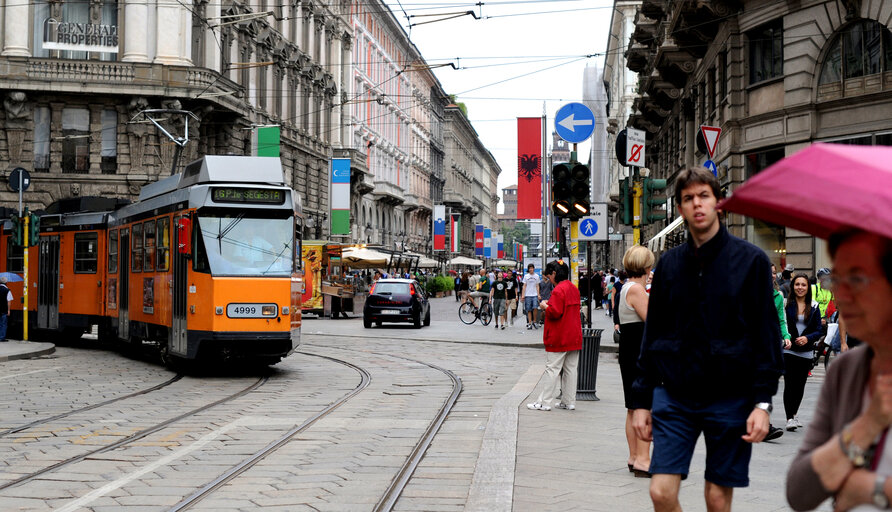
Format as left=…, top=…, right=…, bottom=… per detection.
left=784, top=339, right=792, bottom=350
left=539, top=300, right=548, bottom=310
left=795, top=336, right=808, bottom=346
left=833, top=469, right=873, bottom=512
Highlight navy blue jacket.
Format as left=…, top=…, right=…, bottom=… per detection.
left=630, top=224, right=784, bottom=409
left=784, top=301, right=822, bottom=355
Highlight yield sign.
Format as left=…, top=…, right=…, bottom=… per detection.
left=700, top=125, right=721, bottom=158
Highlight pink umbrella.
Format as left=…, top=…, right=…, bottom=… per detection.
left=718, top=143, right=892, bottom=240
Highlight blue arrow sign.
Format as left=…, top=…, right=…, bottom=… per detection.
left=554, top=102, right=595, bottom=144
left=704, top=159, right=717, bottom=177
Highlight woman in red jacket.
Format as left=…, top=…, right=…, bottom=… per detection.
left=526, top=260, right=583, bottom=411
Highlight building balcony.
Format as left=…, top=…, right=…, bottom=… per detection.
left=0, top=58, right=245, bottom=114
left=371, top=180, right=405, bottom=206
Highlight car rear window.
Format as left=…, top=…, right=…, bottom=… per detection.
left=374, top=282, right=410, bottom=295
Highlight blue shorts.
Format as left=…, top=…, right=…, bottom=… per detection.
left=523, top=296, right=539, bottom=313
left=650, top=387, right=753, bottom=487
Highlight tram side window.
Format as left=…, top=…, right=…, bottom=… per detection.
left=108, top=229, right=118, bottom=273
left=132, top=223, right=143, bottom=272
left=156, top=217, right=170, bottom=271
left=6, top=239, right=23, bottom=272
left=74, top=232, right=99, bottom=273
left=143, top=221, right=155, bottom=272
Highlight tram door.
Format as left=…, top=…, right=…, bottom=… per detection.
left=170, top=215, right=188, bottom=356
left=118, top=228, right=130, bottom=339
left=37, top=235, right=60, bottom=329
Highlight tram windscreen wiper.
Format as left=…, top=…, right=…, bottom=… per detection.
left=217, top=213, right=245, bottom=249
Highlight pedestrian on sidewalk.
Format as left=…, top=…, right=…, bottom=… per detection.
left=538, top=266, right=555, bottom=327
left=783, top=273, right=822, bottom=432
left=786, top=230, right=892, bottom=511
left=631, top=167, right=783, bottom=512
left=506, top=270, right=518, bottom=326
left=765, top=270, right=793, bottom=442
left=490, top=272, right=508, bottom=330
left=521, top=264, right=540, bottom=330
left=527, top=260, right=582, bottom=411
left=618, top=245, right=655, bottom=477
left=0, top=277, right=10, bottom=341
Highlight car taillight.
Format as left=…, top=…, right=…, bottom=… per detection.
left=370, top=283, right=376, bottom=294
left=409, top=284, right=415, bottom=295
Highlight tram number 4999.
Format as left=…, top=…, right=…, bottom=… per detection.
left=226, top=303, right=277, bottom=318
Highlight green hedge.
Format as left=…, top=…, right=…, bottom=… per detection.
left=425, top=275, right=455, bottom=293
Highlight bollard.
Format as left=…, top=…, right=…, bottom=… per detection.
left=577, top=328, right=602, bottom=401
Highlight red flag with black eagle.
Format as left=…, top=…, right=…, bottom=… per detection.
left=517, top=117, right=542, bottom=220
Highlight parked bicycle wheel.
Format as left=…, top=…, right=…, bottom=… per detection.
left=479, top=302, right=493, bottom=326
left=459, top=302, right=478, bottom=325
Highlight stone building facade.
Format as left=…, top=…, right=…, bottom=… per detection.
left=0, top=0, right=351, bottom=239
left=625, top=0, right=892, bottom=273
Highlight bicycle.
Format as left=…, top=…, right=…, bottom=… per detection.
left=459, top=301, right=493, bottom=326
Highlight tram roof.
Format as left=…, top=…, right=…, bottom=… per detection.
left=139, top=155, right=286, bottom=202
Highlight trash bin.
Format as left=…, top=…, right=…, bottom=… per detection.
left=577, top=328, right=602, bottom=401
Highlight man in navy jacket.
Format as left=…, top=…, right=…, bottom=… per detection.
left=631, top=167, right=784, bottom=512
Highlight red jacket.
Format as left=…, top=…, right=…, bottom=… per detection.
left=543, top=280, right=583, bottom=352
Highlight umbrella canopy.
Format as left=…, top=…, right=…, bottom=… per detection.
left=340, top=247, right=389, bottom=268
left=0, top=272, right=23, bottom=283
left=495, top=259, right=518, bottom=267
left=447, top=255, right=483, bottom=267
left=719, top=143, right=892, bottom=240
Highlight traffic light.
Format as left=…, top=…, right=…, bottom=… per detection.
left=642, top=178, right=668, bottom=224
left=551, top=162, right=590, bottom=219
left=9, top=215, right=22, bottom=246
left=618, top=178, right=632, bottom=225
left=28, top=213, right=40, bottom=246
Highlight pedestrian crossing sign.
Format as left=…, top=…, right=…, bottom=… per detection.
left=573, top=203, right=608, bottom=241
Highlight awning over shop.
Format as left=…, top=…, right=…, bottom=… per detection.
left=447, top=255, right=483, bottom=267
left=495, top=259, right=518, bottom=267
left=647, top=216, right=685, bottom=252
left=341, top=247, right=390, bottom=268
left=406, top=253, right=439, bottom=268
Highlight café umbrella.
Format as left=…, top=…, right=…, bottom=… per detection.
left=718, top=143, right=892, bottom=241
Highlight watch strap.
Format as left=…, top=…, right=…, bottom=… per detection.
left=875, top=474, right=889, bottom=509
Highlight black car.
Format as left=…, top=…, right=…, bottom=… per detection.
left=363, top=278, right=431, bottom=328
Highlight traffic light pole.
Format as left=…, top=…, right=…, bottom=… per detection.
left=23, top=212, right=29, bottom=342
left=632, top=169, right=642, bottom=245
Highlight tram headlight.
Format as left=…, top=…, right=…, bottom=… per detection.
left=262, top=305, right=277, bottom=316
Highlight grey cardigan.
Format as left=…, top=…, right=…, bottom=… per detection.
left=786, top=345, right=872, bottom=511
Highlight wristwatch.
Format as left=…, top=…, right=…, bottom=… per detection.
left=839, top=426, right=868, bottom=467
left=874, top=474, right=889, bottom=509
left=754, top=402, right=773, bottom=414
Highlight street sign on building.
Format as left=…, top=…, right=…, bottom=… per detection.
left=626, top=128, right=646, bottom=168
left=554, top=102, right=595, bottom=144
left=572, top=203, right=608, bottom=241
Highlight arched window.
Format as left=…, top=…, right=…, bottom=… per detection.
left=819, top=20, right=892, bottom=85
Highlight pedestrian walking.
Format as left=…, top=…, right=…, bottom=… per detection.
left=526, top=261, right=582, bottom=411
left=490, top=272, right=508, bottom=330
left=618, top=245, right=654, bottom=478
left=454, top=273, right=461, bottom=301
left=506, top=270, right=519, bottom=326
left=783, top=273, right=822, bottom=432
left=631, top=167, right=783, bottom=512
left=765, top=270, right=793, bottom=442
left=605, top=276, right=615, bottom=317
left=0, top=277, right=11, bottom=341
left=538, top=266, right=555, bottom=326
left=521, top=264, right=540, bottom=330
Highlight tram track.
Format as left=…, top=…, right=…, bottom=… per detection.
left=0, top=373, right=184, bottom=438
left=0, top=374, right=269, bottom=492
left=164, top=346, right=461, bottom=512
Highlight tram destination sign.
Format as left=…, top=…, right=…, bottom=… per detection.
left=211, top=187, right=286, bottom=205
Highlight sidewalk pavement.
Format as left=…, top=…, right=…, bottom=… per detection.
left=0, top=339, right=55, bottom=362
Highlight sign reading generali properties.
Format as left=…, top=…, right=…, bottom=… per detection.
left=42, top=18, right=119, bottom=54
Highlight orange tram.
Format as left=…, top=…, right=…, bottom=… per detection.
left=0, top=156, right=303, bottom=366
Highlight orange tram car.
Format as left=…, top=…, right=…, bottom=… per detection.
left=1, top=156, right=303, bottom=365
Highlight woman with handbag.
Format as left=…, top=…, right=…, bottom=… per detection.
left=783, top=273, right=823, bottom=431
left=618, top=245, right=654, bottom=477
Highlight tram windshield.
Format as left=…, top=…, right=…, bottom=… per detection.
left=195, top=209, right=294, bottom=276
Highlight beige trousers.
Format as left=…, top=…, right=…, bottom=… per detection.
left=536, top=350, right=580, bottom=407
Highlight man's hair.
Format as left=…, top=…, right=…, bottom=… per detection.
left=829, top=229, right=892, bottom=285
left=622, top=245, right=655, bottom=278
left=674, top=167, right=724, bottom=205
left=0, top=277, right=7, bottom=284
left=527, top=263, right=535, bottom=270
left=551, top=261, right=570, bottom=283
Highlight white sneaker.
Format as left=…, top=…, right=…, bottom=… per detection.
left=556, top=402, right=575, bottom=410
left=793, top=416, right=803, bottom=429
left=786, top=418, right=797, bottom=431
left=526, top=402, right=551, bottom=411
